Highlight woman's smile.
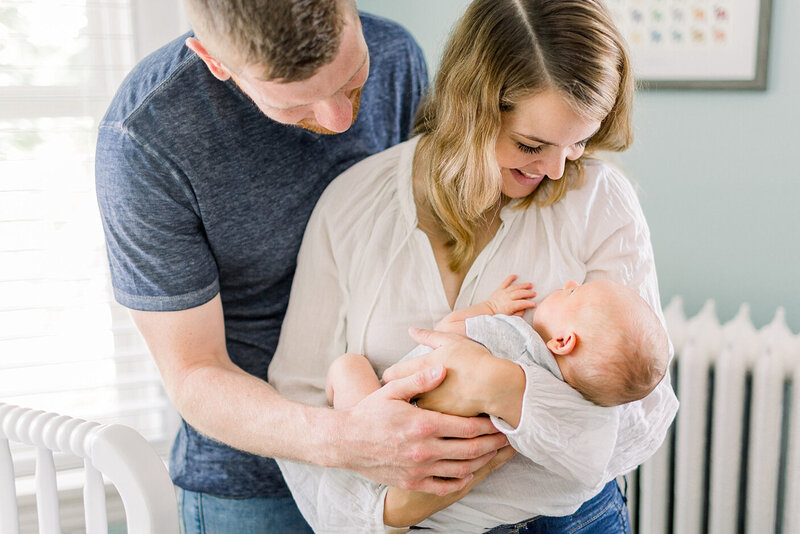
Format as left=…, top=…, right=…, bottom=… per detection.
left=510, top=168, right=545, bottom=188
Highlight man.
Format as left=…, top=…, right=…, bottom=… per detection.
left=95, top=0, right=508, bottom=531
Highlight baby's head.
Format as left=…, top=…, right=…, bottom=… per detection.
left=533, top=279, right=669, bottom=407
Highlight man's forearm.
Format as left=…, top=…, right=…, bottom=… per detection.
left=169, top=360, right=342, bottom=466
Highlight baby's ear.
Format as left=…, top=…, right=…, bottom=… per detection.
left=546, top=332, right=577, bottom=355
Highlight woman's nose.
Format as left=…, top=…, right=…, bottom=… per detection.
left=312, top=93, right=354, bottom=133
left=542, top=150, right=567, bottom=180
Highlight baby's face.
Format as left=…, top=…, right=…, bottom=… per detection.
left=532, top=279, right=616, bottom=340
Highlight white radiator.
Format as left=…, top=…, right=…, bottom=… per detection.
left=628, top=297, right=800, bottom=534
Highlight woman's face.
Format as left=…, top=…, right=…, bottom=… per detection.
left=495, top=89, right=603, bottom=198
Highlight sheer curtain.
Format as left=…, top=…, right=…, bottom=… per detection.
left=0, top=0, right=186, bottom=530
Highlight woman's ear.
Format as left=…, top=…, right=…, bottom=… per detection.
left=546, top=332, right=577, bottom=355
left=185, top=37, right=232, bottom=81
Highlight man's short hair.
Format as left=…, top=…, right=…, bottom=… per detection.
left=184, top=0, right=357, bottom=82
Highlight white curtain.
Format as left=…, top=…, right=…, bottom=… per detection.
left=0, top=0, right=186, bottom=530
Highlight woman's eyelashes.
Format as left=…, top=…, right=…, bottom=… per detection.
left=515, top=138, right=590, bottom=155
left=516, top=142, right=542, bottom=154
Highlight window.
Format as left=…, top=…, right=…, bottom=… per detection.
left=0, top=1, right=186, bottom=530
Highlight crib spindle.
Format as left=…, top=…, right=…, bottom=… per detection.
left=83, top=459, right=108, bottom=534
left=0, top=437, right=20, bottom=534
left=35, top=447, right=61, bottom=534
left=29, top=412, right=66, bottom=534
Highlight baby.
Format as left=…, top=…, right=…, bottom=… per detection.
left=327, top=275, right=669, bottom=409
left=325, top=275, right=669, bottom=527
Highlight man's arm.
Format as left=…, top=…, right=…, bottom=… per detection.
left=132, top=295, right=507, bottom=494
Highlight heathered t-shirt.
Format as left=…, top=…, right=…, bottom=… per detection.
left=95, top=13, right=428, bottom=498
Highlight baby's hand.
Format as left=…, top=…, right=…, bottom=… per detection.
left=486, top=275, right=537, bottom=317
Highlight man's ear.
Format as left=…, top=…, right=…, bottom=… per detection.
left=185, top=37, right=232, bottom=81
left=546, top=332, right=577, bottom=355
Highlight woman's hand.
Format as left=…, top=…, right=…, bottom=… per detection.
left=383, top=328, right=526, bottom=427
left=383, top=444, right=517, bottom=528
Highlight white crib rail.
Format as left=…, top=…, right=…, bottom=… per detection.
left=634, top=298, right=800, bottom=534
left=0, top=403, right=179, bottom=534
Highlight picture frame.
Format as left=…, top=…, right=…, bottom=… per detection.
left=606, top=0, right=773, bottom=90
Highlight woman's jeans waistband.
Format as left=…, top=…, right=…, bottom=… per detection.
left=483, top=478, right=630, bottom=534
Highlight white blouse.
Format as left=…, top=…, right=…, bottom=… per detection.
left=268, top=136, right=679, bottom=533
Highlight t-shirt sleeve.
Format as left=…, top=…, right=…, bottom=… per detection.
left=95, top=121, right=219, bottom=311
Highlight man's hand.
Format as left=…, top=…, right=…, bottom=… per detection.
left=383, top=328, right=526, bottom=427
left=337, top=364, right=509, bottom=496
left=485, top=274, right=537, bottom=317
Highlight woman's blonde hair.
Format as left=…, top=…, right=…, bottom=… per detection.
left=414, top=0, right=635, bottom=271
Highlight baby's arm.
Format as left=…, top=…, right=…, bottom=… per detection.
left=436, top=275, right=537, bottom=335
left=326, top=353, right=382, bottom=409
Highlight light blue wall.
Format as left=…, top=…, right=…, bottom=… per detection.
left=359, top=0, right=800, bottom=332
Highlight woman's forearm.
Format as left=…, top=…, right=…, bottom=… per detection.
left=383, top=444, right=518, bottom=528
left=384, top=487, right=453, bottom=528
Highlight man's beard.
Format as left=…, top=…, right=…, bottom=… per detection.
left=296, top=86, right=363, bottom=135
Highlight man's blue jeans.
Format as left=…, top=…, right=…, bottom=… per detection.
left=483, top=479, right=630, bottom=534
left=177, top=488, right=313, bottom=534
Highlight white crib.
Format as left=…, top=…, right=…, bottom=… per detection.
left=0, top=403, right=179, bottom=534
left=629, top=298, right=800, bottom=534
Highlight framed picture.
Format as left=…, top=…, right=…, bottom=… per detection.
left=606, top=0, right=773, bottom=90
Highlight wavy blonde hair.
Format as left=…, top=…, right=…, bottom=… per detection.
left=414, top=0, right=635, bottom=271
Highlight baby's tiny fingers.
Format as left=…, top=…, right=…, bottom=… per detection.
left=507, top=282, right=533, bottom=291
left=498, top=274, right=518, bottom=289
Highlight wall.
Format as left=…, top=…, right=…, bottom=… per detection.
left=359, top=0, right=800, bottom=332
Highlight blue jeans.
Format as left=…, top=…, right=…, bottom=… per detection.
left=484, top=479, right=630, bottom=534
left=177, top=488, right=313, bottom=534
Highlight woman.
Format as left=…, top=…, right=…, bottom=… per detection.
left=269, top=0, right=678, bottom=532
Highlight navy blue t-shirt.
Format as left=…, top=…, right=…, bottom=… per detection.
left=95, top=13, right=427, bottom=498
